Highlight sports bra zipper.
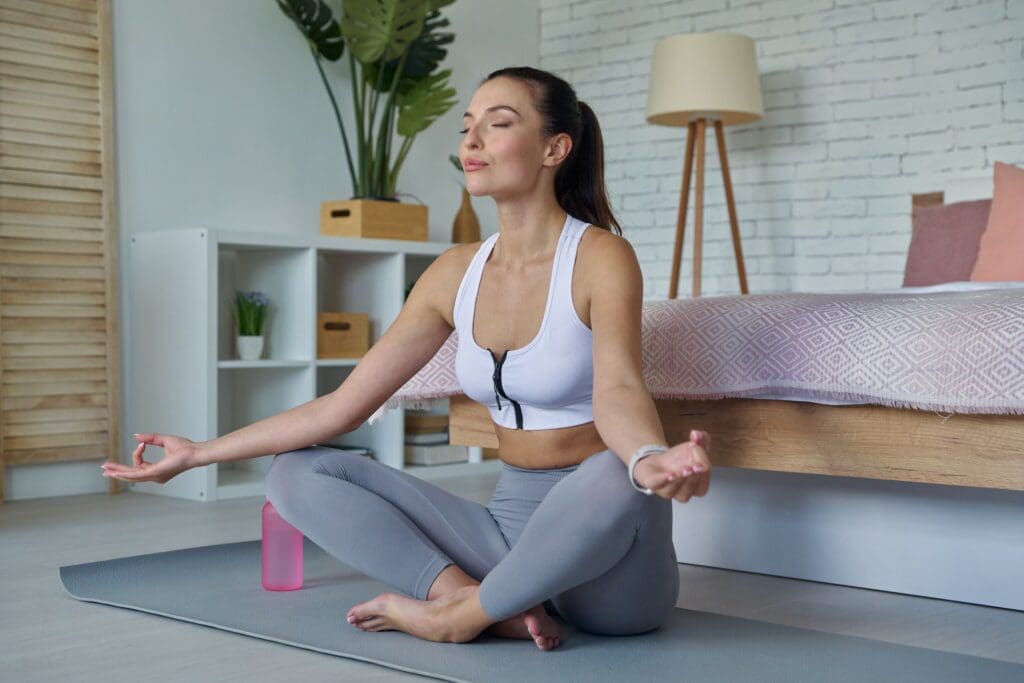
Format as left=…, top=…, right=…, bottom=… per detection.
left=488, top=348, right=524, bottom=430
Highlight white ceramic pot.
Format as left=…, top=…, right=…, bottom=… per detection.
left=237, top=335, right=264, bottom=361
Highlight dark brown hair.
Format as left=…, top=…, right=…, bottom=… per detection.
left=483, top=66, right=622, bottom=236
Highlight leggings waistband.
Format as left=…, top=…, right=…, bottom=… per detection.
left=500, top=461, right=580, bottom=474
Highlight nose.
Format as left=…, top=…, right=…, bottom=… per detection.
left=462, top=123, right=482, bottom=150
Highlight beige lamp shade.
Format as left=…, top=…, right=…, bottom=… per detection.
left=646, top=32, right=764, bottom=127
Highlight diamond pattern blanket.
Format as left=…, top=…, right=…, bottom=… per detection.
left=368, top=287, right=1024, bottom=424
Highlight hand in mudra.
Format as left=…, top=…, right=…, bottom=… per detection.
left=634, top=430, right=711, bottom=502
left=101, top=433, right=201, bottom=485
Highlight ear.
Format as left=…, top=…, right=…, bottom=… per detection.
left=543, top=132, right=573, bottom=167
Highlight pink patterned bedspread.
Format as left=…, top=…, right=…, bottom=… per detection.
left=368, top=287, right=1024, bottom=424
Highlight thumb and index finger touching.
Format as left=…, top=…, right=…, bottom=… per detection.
left=133, top=432, right=165, bottom=446
left=131, top=433, right=165, bottom=466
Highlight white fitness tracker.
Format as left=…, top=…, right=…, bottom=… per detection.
left=628, top=444, right=669, bottom=495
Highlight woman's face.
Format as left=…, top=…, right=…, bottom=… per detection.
left=459, top=77, right=570, bottom=200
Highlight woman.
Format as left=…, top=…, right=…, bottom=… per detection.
left=103, top=66, right=712, bottom=651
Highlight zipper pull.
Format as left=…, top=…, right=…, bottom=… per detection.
left=488, top=348, right=502, bottom=409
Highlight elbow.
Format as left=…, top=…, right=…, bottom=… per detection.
left=323, top=392, right=360, bottom=437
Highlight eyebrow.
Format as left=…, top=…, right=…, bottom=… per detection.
left=462, top=105, right=521, bottom=119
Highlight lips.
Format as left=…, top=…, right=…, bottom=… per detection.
left=464, top=160, right=488, bottom=171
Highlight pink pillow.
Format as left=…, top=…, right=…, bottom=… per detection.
left=970, top=161, right=1024, bottom=281
left=903, top=199, right=991, bottom=286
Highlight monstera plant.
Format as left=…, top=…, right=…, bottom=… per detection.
left=277, top=0, right=458, bottom=201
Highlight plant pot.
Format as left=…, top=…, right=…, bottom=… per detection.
left=451, top=187, right=480, bottom=243
left=237, top=335, right=264, bottom=361
left=320, top=198, right=428, bottom=241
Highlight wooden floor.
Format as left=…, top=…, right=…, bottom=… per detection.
left=2, top=470, right=1022, bottom=681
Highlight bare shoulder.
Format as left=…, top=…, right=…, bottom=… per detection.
left=415, top=240, right=482, bottom=328
left=577, top=226, right=639, bottom=286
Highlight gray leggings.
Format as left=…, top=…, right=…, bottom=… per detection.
left=264, top=446, right=679, bottom=635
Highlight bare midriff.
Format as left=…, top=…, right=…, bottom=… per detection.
left=493, top=420, right=608, bottom=470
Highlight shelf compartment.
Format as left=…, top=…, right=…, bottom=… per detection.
left=218, top=245, right=315, bottom=363
left=216, top=364, right=314, bottom=494
left=317, top=251, right=402, bottom=350
left=315, top=363, right=403, bottom=470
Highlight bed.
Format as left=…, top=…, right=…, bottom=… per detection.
left=370, top=191, right=1024, bottom=493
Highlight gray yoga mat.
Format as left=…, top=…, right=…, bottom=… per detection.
left=60, top=539, right=1022, bottom=682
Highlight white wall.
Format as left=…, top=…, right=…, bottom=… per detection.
left=540, top=0, right=1023, bottom=298
left=3, top=0, right=539, bottom=501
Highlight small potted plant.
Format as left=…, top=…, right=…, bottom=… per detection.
left=234, top=290, right=270, bottom=360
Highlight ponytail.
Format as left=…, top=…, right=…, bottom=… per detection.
left=482, top=67, right=622, bottom=236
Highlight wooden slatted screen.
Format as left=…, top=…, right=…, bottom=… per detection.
left=0, top=0, right=121, bottom=502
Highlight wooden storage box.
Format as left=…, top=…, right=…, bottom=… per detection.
left=317, top=312, right=370, bottom=358
left=321, top=199, right=428, bottom=241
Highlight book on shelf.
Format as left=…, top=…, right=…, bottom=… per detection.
left=404, top=442, right=468, bottom=466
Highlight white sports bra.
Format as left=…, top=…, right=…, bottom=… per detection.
left=453, top=213, right=594, bottom=430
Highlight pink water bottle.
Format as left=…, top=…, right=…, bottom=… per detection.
left=261, top=500, right=303, bottom=591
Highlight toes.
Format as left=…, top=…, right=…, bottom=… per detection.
left=536, top=634, right=559, bottom=651
left=349, top=615, right=387, bottom=631
left=363, top=617, right=387, bottom=631
left=348, top=594, right=391, bottom=622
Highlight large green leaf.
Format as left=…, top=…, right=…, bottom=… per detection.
left=276, top=0, right=344, bottom=61
left=363, top=7, right=454, bottom=96
left=396, top=68, right=457, bottom=138
left=341, top=0, right=430, bottom=65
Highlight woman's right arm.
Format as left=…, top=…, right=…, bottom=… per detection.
left=193, top=245, right=463, bottom=467
left=105, top=245, right=465, bottom=486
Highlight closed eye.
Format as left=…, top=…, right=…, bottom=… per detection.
left=459, top=123, right=510, bottom=134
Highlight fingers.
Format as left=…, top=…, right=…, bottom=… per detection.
left=695, top=468, right=710, bottom=497
left=640, top=435, right=713, bottom=501
left=103, top=462, right=158, bottom=482
left=669, top=470, right=703, bottom=502
left=654, top=465, right=701, bottom=499
left=655, top=445, right=710, bottom=502
left=102, top=441, right=150, bottom=480
left=133, top=432, right=165, bottom=446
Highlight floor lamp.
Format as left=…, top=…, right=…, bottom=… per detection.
left=646, top=32, right=765, bottom=299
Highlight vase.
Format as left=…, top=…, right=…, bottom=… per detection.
left=451, top=187, right=480, bottom=243
left=237, top=335, right=264, bottom=361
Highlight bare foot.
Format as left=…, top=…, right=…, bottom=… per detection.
left=346, top=585, right=488, bottom=644
left=488, top=604, right=562, bottom=651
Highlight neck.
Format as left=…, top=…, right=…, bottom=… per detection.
left=492, top=199, right=567, bottom=267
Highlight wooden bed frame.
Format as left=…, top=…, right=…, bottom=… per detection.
left=448, top=192, right=1024, bottom=492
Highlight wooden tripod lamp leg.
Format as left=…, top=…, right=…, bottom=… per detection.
left=692, top=118, right=707, bottom=298
left=669, top=121, right=697, bottom=300
left=714, top=120, right=749, bottom=295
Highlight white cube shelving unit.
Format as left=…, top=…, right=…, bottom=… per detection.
left=127, top=227, right=495, bottom=502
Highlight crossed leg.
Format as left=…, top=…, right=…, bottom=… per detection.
left=346, top=449, right=680, bottom=641
left=479, top=449, right=680, bottom=635
left=264, top=447, right=558, bottom=647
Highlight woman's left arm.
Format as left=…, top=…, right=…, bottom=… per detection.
left=589, top=235, right=711, bottom=499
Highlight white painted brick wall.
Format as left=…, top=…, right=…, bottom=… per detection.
left=538, top=0, right=1024, bottom=298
